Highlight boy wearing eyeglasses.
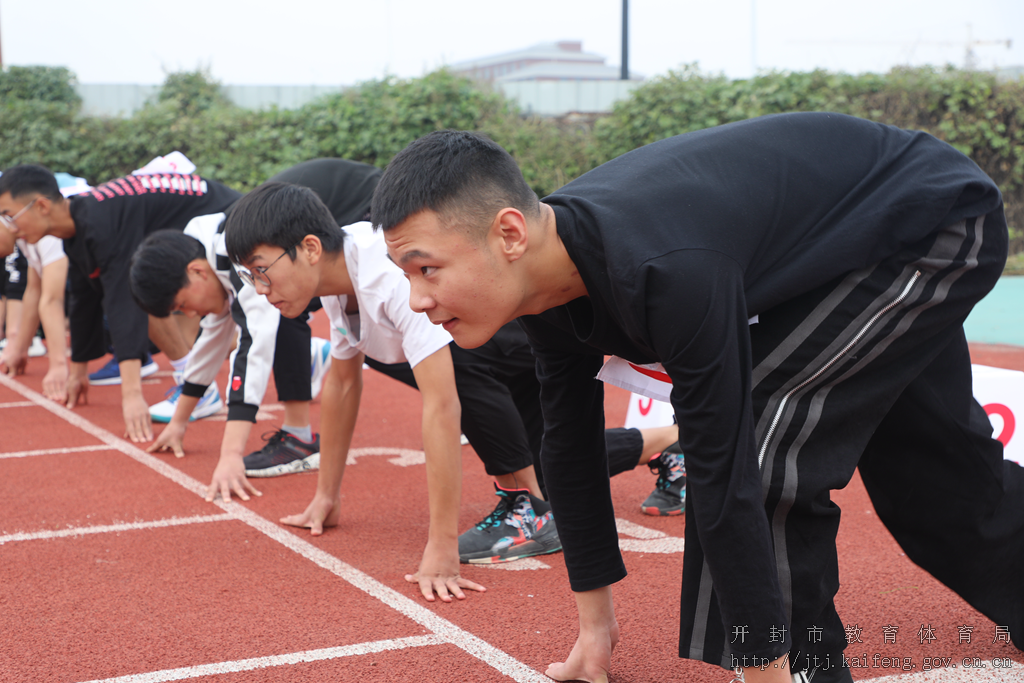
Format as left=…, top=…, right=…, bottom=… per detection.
left=0, top=164, right=241, bottom=443
left=130, top=158, right=383, bottom=502
left=221, top=181, right=678, bottom=603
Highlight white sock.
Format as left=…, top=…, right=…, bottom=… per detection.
left=282, top=424, right=313, bottom=442
left=169, top=352, right=190, bottom=385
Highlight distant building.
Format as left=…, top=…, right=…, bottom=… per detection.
left=996, top=65, right=1024, bottom=81
left=450, top=40, right=642, bottom=83
left=449, top=40, right=642, bottom=117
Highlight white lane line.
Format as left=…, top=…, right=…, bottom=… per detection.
left=616, top=517, right=685, bottom=554
left=78, top=635, right=445, bottom=683
left=615, top=517, right=668, bottom=539
left=0, top=514, right=233, bottom=545
left=0, top=400, right=36, bottom=408
left=0, top=444, right=111, bottom=459
left=869, top=665, right=1024, bottom=681
left=347, top=446, right=426, bottom=467
left=480, top=558, right=552, bottom=570
left=0, top=373, right=549, bottom=683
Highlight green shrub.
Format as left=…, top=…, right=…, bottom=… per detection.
left=0, top=66, right=81, bottom=106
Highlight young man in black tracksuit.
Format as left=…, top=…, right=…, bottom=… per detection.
left=0, top=165, right=241, bottom=443
left=371, top=114, right=1024, bottom=683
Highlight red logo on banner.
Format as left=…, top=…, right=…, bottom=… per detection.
left=232, top=376, right=242, bottom=391
left=984, top=403, right=1016, bottom=446
left=638, top=397, right=653, bottom=416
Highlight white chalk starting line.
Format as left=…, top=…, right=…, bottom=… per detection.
left=0, top=514, right=233, bottom=545
left=0, top=443, right=112, bottom=459
left=78, top=635, right=445, bottom=683
left=0, top=400, right=36, bottom=408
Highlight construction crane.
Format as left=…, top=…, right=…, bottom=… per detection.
left=792, top=24, right=1012, bottom=71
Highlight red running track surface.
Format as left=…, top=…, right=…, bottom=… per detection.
left=1, top=317, right=1022, bottom=683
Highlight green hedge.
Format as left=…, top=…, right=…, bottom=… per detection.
left=2, top=64, right=1022, bottom=252
left=594, top=65, right=1024, bottom=250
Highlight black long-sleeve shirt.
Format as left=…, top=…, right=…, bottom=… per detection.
left=63, top=174, right=241, bottom=363
left=520, top=112, right=1002, bottom=659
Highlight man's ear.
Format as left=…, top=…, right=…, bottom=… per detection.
left=187, top=259, right=208, bottom=279
left=494, top=208, right=528, bottom=262
left=0, top=225, right=15, bottom=258
left=33, top=195, right=53, bottom=216
left=301, top=235, right=324, bottom=265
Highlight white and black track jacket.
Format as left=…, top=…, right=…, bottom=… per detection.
left=179, top=213, right=281, bottom=422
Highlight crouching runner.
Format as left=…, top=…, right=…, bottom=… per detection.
left=221, top=182, right=678, bottom=601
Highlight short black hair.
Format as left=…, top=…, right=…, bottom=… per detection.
left=0, top=164, right=63, bottom=202
left=371, top=130, right=538, bottom=236
left=130, top=230, right=207, bottom=318
left=223, top=182, right=344, bottom=265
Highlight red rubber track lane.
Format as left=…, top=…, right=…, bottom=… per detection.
left=1, top=321, right=1022, bottom=683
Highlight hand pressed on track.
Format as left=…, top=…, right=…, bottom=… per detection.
left=122, top=393, right=153, bottom=443
left=545, top=622, right=619, bottom=683
left=147, top=423, right=187, bottom=458
left=206, top=457, right=261, bottom=503
left=66, top=372, right=89, bottom=409
left=404, top=538, right=486, bottom=603
left=281, top=492, right=340, bottom=535
left=42, top=365, right=68, bottom=403
left=0, top=348, right=27, bottom=377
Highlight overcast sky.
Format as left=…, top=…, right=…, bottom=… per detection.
left=2, top=0, right=1022, bottom=85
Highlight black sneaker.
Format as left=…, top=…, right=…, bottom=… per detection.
left=458, top=484, right=562, bottom=564
left=243, top=430, right=320, bottom=477
left=641, top=441, right=686, bottom=516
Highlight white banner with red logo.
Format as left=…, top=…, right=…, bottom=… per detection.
left=971, top=364, right=1023, bottom=465
left=599, top=357, right=1023, bottom=464
left=597, top=357, right=675, bottom=429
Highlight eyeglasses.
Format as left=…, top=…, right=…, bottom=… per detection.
left=0, top=198, right=37, bottom=233
left=237, top=243, right=299, bottom=288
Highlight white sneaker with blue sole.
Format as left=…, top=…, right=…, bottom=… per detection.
left=149, top=382, right=223, bottom=423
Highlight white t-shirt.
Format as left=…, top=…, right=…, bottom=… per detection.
left=16, top=236, right=66, bottom=277
left=321, top=222, right=452, bottom=368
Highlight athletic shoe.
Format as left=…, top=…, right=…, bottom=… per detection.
left=89, top=353, right=159, bottom=385
left=243, top=430, right=321, bottom=477
left=458, top=484, right=562, bottom=564
left=149, top=383, right=223, bottom=423
left=641, top=441, right=686, bottom=516
left=793, top=661, right=854, bottom=683
left=27, top=336, right=47, bottom=357
left=0, top=338, right=6, bottom=351
left=310, top=337, right=332, bottom=399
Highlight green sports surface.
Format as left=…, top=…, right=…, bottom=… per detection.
left=965, top=276, right=1024, bottom=346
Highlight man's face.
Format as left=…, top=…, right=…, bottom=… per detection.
left=384, top=209, right=519, bottom=349
left=241, top=243, right=318, bottom=319
left=170, top=264, right=229, bottom=318
left=0, top=192, right=47, bottom=244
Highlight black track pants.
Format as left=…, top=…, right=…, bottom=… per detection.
left=679, top=212, right=1024, bottom=669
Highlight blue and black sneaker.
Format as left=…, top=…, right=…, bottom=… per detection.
left=243, top=430, right=321, bottom=477
left=89, top=353, right=159, bottom=386
left=641, top=441, right=686, bottom=516
left=458, top=483, right=562, bottom=564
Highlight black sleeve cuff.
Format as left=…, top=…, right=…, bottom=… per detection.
left=227, top=403, right=259, bottom=423
left=181, top=382, right=208, bottom=399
